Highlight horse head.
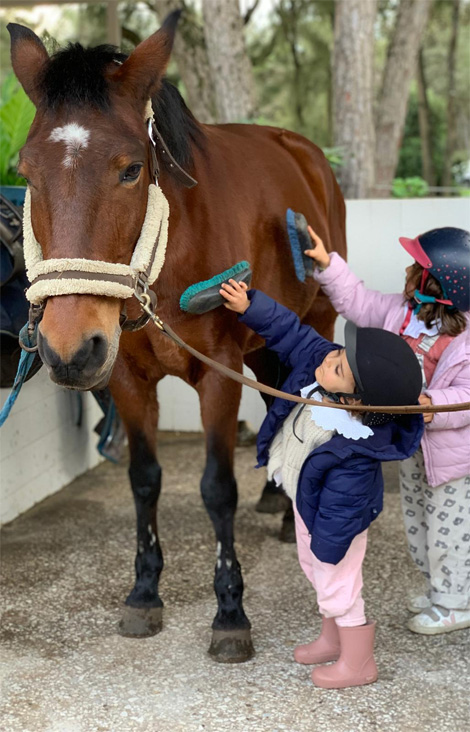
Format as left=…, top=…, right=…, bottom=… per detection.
left=8, top=13, right=180, bottom=390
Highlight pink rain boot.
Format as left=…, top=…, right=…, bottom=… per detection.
left=311, top=621, right=378, bottom=689
left=294, top=616, right=340, bottom=665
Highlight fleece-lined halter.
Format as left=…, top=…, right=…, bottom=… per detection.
left=23, top=181, right=169, bottom=305
left=22, top=109, right=197, bottom=329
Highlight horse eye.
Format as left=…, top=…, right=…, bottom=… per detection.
left=17, top=168, right=30, bottom=186
left=121, top=163, right=143, bottom=183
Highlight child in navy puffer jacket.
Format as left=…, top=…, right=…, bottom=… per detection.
left=220, top=279, right=423, bottom=690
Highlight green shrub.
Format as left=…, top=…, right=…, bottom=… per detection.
left=0, top=73, right=35, bottom=185
left=391, top=177, right=430, bottom=198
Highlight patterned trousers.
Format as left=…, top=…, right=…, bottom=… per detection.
left=400, top=448, right=470, bottom=610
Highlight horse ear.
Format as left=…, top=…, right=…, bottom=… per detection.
left=7, top=24, right=49, bottom=107
left=112, top=10, right=181, bottom=109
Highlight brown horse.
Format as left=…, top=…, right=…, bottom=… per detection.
left=8, top=13, right=346, bottom=663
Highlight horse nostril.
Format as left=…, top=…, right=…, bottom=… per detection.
left=38, top=333, right=61, bottom=369
left=74, top=334, right=108, bottom=372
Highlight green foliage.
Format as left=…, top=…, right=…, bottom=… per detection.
left=0, top=73, right=35, bottom=185
left=391, top=177, right=430, bottom=198
left=322, top=147, right=343, bottom=171
left=1, top=0, right=468, bottom=194
left=396, top=87, right=447, bottom=184
left=248, top=0, right=334, bottom=147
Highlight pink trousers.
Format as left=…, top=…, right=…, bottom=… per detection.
left=294, top=506, right=367, bottom=627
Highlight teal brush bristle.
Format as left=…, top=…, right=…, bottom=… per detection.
left=180, top=261, right=252, bottom=314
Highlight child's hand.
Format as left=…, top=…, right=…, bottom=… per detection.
left=419, top=393, right=434, bottom=423
left=304, top=226, right=331, bottom=269
left=220, top=279, right=250, bottom=314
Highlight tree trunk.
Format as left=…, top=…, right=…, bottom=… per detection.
left=278, top=1, right=305, bottom=130
left=416, top=48, right=436, bottom=187
left=201, top=0, right=257, bottom=123
left=442, top=0, right=460, bottom=189
left=152, top=0, right=217, bottom=123
left=333, top=0, right=377, bottom=199
left=374, top=0, right=431, bottom=196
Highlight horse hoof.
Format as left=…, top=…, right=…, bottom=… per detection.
left=118, top=606, right=163, bottom=638
left=255, top=490, right=290, bottom=514
left=208, top=629, right=255, bottom=663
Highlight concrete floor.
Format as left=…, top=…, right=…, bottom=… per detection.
left=1, top=433, right=469, bottom=732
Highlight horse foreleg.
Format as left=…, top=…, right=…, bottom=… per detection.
left=110, top=360, right=164, bottom=638
left=196, top=361, right=254, bottom=664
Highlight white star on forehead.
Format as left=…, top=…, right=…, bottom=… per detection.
left=49, top=123, right=90, bottom=168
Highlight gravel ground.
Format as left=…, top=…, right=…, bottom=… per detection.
left=1, top=432, right=469, bottom=732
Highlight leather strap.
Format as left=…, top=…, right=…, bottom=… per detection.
left=150, top=121, right=198, bottom=189
left=157, top=319, right=470, bottom=416
left=30, top=270, right=135, bottom=289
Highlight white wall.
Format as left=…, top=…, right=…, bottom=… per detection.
left=158, top=198, right=470, bottom=432
left=0, top=370, right=102, bottom=524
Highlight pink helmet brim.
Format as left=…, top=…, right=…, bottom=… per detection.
left=399, top=237, right=433, bottom=269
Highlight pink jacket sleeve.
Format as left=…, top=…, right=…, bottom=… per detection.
left=313, top=253, right=402, bottom=329
left=425, top=362, right=470, bottom=431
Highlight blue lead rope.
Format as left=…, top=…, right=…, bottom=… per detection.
left=0, top=322, right=38, bottom=427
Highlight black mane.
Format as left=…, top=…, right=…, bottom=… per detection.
left=40, top=43, right=204, bottom=168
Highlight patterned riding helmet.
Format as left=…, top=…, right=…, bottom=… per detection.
left=399, top=227, right=470, bottom=312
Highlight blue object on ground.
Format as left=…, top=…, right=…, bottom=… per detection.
left=92, top=390, right=126, bottom=463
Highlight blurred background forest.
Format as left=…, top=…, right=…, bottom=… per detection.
left=1, top=0, right=469, bottom=199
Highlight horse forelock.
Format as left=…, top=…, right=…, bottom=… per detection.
left=40, top=43, right=126, bottom=110
left=38, top=43, right=205, bottom=170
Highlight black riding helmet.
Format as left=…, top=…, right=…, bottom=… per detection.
left=344, top=321, right=422, bottom=407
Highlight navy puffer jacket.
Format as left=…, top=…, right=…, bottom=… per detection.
left=240, top=290, right=424, bottom=564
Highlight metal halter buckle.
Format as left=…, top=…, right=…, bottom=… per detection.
left=134, top=276, right=164, bottom=331
left=19, top=302, right=44, bottom=352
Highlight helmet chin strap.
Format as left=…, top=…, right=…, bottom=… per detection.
left=314, top=383, right=361, bottom=404
left=412, top=269, right=453, bottom=313
left=401, top=269, right=455, bottom=334
left=292, top=384, right=361, bottom=442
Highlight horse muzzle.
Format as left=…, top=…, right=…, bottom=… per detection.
left=38, top=327, right=119, bottom=390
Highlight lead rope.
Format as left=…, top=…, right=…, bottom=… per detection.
left=0, top=320, right=40, bottom=426
left=134, top=294, right=470, bottom=416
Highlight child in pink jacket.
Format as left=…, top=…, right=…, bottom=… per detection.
left=305, top=226, right=470, bottom=635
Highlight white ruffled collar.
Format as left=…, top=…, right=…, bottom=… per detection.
left=300, top=382, right=373, bottom=440
left=402, top=306, right=441, bottom=338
